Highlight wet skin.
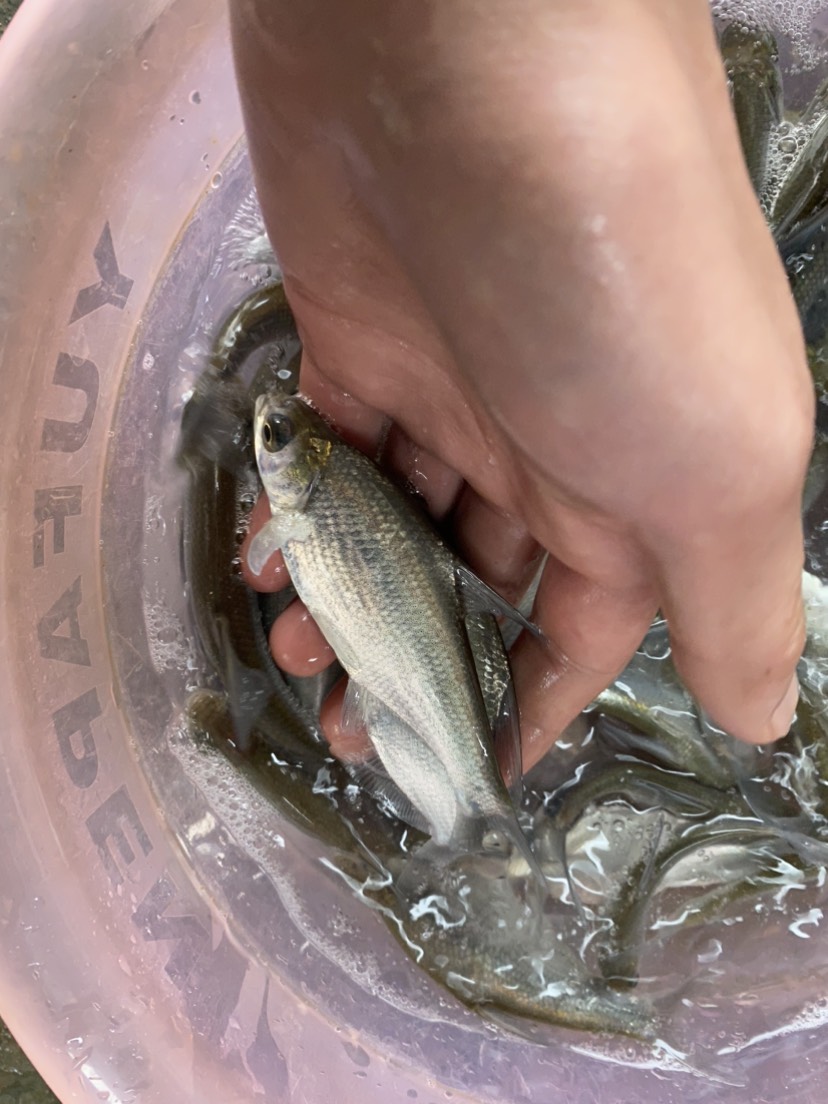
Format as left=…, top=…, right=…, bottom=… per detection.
left=230, top=0, right=813, bottom=763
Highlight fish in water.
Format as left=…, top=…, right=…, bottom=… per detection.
left=248, top=391, right=542, bottom=884
left=178, top=284, right=326, bottom=757
left=720, top=21, right=782, bottom=200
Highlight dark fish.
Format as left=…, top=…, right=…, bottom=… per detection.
left=179, top=285, right=321, bottom=756
left=178, top=282, right=301, bottom=472
left=592, top=622, right=743, bottom=790
left=600, top=827, right=801, bottom=985
left=769, top=77, right=828, bottom=240
left=720, top=21, right=782, bottom=197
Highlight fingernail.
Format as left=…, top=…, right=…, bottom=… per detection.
left=770, top=672, right=800, bottom=739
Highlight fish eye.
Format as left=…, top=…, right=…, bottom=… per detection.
left=262, top=412, right=293, bottom=453
left=482, top=830, right=510, bottom=856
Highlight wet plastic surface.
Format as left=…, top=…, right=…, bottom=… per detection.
left=5, top=1, right=828, bottom=1102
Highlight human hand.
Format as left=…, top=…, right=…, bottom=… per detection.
left=231, top=0, right=814, bottom=770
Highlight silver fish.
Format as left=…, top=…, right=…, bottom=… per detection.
left=249, top=393, right=539, bottom=878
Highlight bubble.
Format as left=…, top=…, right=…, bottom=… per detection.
left=210, top=171, right=223, bottom=190
left=190, top=90, right=202, bottom=105
left=712, top=0, right=828, bottom=69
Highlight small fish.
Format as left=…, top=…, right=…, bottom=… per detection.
left=768, top=76, right=828, bottom=241
left=600, top=827, right=797, bottom=986
left=587, top=572, right=828, bottom=866
left=592, top=621, right=744, bottom=791
left=249, top=392, right=539, bottom=880
left=769, top=116, right=828, bottom=243
left=783, top=216, right=828, bottom=345
left=178, top=286, right=322, bottom=757
left=178, top=282, right=301, bottom=473
left=395, top=884, right=659, bottom=1040
left=720, top=21, right=782, bottom=199
left=185, top=687, right=412, bottom=860
left=551, top=761, right=747, bottom=837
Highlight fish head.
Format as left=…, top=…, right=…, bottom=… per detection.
left=254, top=393, right=334, bottom=511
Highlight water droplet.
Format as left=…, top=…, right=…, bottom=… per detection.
left=190, top=90, right=202, bottom=105
left=211, top=171, right=223, bottom=189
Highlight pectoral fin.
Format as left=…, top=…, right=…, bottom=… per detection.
left=247, top=516, right=285, bottom=577
left=464, top=607, right=524, bottom=805
left=455, top=563, right=542, bottom=638
left=346, top=755, right=431, bottom=835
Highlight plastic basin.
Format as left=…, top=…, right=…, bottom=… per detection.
left=3, top=1, right=828, bottom=1101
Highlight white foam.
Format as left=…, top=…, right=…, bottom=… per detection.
left=215, top=188, right=278, bottom=275
left=143, top=590, right=199, bottom=687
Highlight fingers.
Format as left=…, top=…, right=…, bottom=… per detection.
left=239, top=493, right=290, bottom=590
left=319, top=679, right=374, bottom=762
left=299, top=350, right=390, bottom=455
left=654, top=503, right=807, bottom=745
left=267, top=598, right=337, bottom=677
left=380, top=424, right=463, bottom=519
left=511, top=557, right=658, bottom=772
left=449, top=486, right=544, bottom=605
